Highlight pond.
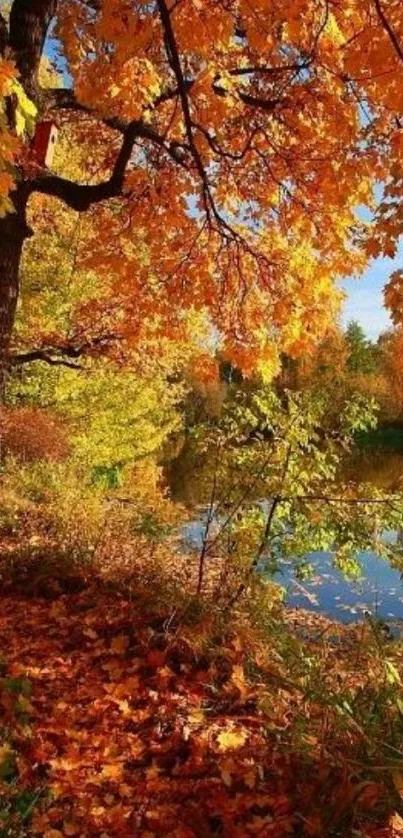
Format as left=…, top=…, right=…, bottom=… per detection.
left=182, top=515, right=403, bottom=623
left=273, top=546, right=403, bottom=623
left=167, top=443, right=403, bottom=623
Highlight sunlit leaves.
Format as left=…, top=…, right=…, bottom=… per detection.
left=190, top=384, right=403, bottom=589
left=0, top=59, right=22, bottom=215
left=384, top=270, right=403, bottom=326
left=32, top=0, right=403, bottom=371
left=217, top=728, right=248, bottom=751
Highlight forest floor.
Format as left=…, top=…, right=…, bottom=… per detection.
left=1, top=581, right=403, bottom=837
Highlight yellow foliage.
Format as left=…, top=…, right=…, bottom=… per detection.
left=217, top=728, right=248, bottom=752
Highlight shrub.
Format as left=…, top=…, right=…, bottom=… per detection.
left=0, top=456, right=188, bottom=601
left=0, top=407, right=69, bottom=463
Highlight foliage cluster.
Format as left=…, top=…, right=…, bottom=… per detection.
left=282, top=321, right=403, bottom=433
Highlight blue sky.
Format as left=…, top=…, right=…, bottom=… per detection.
left=340, top=240, right=403, bottom=341
left=340, top=260, right=393, bottom=340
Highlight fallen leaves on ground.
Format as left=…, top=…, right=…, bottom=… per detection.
left=0, top=587, right=402, bottom=837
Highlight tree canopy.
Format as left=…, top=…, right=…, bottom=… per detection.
left=2, top=0, right=403, bottom=378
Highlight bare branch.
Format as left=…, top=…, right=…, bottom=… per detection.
left=374, top=0, right=403, bottom=64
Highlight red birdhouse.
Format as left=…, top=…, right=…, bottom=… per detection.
left=31, top=120, right=59, bottom=169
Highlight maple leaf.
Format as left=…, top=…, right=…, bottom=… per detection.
left=7, top=0, right=403, bottom=379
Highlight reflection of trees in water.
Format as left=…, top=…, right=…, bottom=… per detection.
left=167, top=442, right=403, bottom=510
left=342, top=450, right=403, bottom=492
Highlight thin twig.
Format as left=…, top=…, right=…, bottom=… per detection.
left=196, top=440, right=221, bottom=596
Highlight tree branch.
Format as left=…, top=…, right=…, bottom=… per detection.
left=156, top=0, right=210, bottom=193
left=10, top=351, right=83, bottom=369
left=227, top=62, right=309, bottom=78
left=374, top=0, right=403, bottom=64
left=44, top=89, right=189, bottom=165
left=29, top=122, right=138, bottom=210
left=236, top=92, right=285, bottom=112
left=10, top=333, right=121, bottom=368
left=0, top=11, right=8, bottom=55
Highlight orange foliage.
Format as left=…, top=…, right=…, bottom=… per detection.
left=295, top=326, right=350, bottom=389
left=191, top=354, right=220, bottom=387
left=7, top=0, right=403, bottom=372
left=380, top=328, right=403, bottom=416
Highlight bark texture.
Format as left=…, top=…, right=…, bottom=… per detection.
left=0, top=189, right=30, bottom=399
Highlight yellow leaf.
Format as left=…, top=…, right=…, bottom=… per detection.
left=217, top=728, right=248, bottom=751
left=0, top=744, right=12, bottom=762
left=115, top=699, right=131, bottom=715
left=11, top=79, right=37, bottom=137
left=188, top=709, right=205, bottom=726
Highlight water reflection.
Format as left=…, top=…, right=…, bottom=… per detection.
left=344, top=449, right=403, bottom=492
left=169, top=444, right=403, bottom=623
left=182, top=514, right=403, bottom=622
left=274, top=549, right=403, bottom=623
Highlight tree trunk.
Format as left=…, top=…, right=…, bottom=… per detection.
left=0, top=188, right=31, bottom=401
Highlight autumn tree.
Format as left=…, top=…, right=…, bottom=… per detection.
left=288, top=325, right=349, bottom=391
left=378, top=327, right=403, bottom=418
left=345, top=321, right=378, bottom=375
left=2, top=1, right=403, bottom=393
